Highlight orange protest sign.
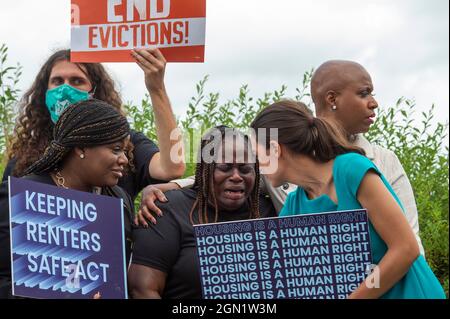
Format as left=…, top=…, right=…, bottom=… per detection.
left=71, top=0, right=206, bottom=63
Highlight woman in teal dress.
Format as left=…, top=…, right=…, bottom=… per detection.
left=251, top=100, right=445, bottom=299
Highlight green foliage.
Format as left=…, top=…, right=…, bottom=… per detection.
left=367, top=98, right=449, bottom=294
left=0, top=44, right=22, bottom=173
left=124, top=74, right=449, bottom=295
left=124, top=94, right=157, bottom=142
left=0, top=43, right=447, bottom=296
left=176, top=75, right=296, bottom=177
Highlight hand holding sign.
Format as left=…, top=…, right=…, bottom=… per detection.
left=71, top=0, right=206, bottom=63
left=131, top=48, right=166, bottom=94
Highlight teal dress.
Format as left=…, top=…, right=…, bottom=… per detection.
left=280, top=153, right=446, bottom=299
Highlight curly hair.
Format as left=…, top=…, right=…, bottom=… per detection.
left=8, top=49, right=126, bottom=176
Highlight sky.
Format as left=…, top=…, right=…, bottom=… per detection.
left=0, top=0, right=449, bottom=134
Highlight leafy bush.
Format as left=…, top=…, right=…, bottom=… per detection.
left=125, top=73, right=449, bottom=295
left=0, top=44, right=22, bottom=174
left=366, top=99, right=449, bottom=294
left=1, top=43, right=448, bottom=296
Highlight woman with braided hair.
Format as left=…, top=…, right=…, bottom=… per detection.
left=2, top=48, right=185, bottom=203
left=128, top=126, right=276, bottom=299
left=0, top=99, right=135, bottom=298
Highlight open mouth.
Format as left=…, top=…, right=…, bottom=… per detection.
left=224, top=189, right=245, bottom=200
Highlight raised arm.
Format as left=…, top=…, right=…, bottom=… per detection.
left=349, top=171, right=420, bottom=299
left=132, top=48, right=185, bottom=180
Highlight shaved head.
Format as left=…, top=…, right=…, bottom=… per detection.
left=311, top=60, right=371, bottom=111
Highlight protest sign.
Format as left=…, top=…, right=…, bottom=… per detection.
left=71, top=0, right=206, bottom=62
left=194, top=210, right=373, bottom=299
left=8, top=177, right=127, bottom=299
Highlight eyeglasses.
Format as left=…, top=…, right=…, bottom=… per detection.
left=214, top=163, right=255, bottom=175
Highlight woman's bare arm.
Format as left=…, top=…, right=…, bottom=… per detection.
left=128, top=263, right=167, bottom=299
left=348, top=171, right=420, bottom=299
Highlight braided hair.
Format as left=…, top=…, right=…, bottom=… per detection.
left=24, top=99, right=130, bottom=175
left=189, top=126, right=261, bottom=225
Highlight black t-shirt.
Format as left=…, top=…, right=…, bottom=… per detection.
left=131, top=188, right=277, bottom=299
left=1, top=130, right=161, bottom=200
left=118, top=130, right=161, bottom=199
left=0, top=173, right=134, bottom=299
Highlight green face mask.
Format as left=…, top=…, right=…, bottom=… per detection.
left=45, top=84, right=91, bottom=123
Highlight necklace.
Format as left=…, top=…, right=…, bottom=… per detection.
left=53, top=170, right=101, bottom=194
left=55, top=171, right=68, bottom=189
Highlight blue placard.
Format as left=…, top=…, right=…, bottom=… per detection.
left=8, top=177, right=128, bottom=299
left=194, top=210, right=373, bottom=299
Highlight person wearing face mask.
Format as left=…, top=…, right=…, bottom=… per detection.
left=0, top=100, right=134, bottom=298
left=2, top=48, right=185, bottom=202
left=45, top=83, right=95, bottom=123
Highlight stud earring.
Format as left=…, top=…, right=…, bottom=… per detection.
left=332, top=105, right=337, bottom=111
left=80, top=154, right=85, bottom=159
